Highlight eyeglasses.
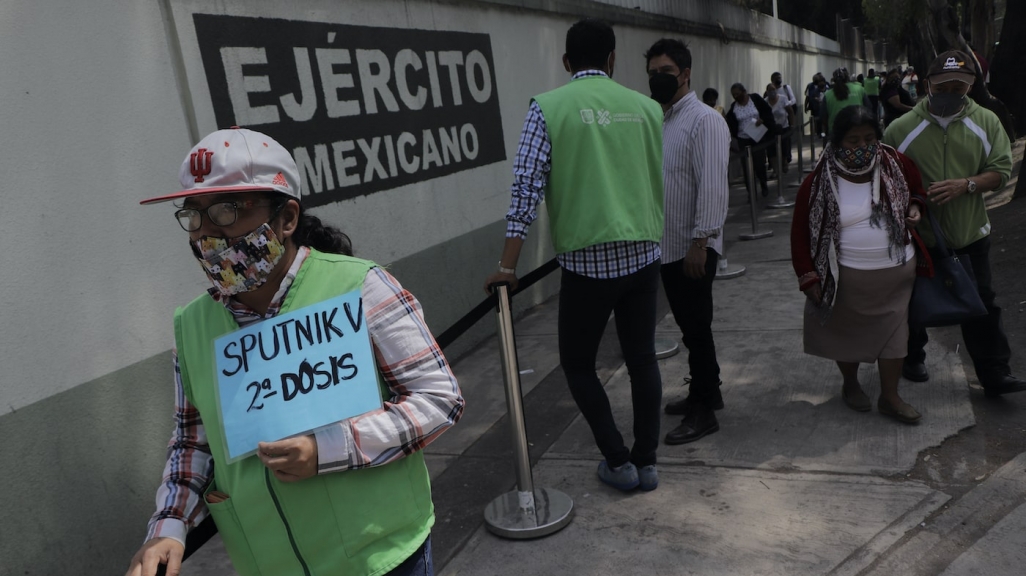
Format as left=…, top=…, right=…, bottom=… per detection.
left=175, top=199, right=284, bottom=232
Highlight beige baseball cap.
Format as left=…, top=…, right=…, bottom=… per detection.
left=140, top=127, right=300, bottom=205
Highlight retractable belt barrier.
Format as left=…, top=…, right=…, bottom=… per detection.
left=159, top=258, right=562, bottom=573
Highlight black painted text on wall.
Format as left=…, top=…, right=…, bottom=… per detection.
left=194, top=14, right=506, bottom=207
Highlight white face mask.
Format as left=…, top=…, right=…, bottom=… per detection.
left=191, top=223, right=285, bottom=296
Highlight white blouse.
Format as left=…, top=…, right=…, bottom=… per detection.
left=836, top=178, right=914, bottom=270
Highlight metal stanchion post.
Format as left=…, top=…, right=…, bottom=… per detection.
left=739, top=146, right=773, bottom=241
left=775, top=135, right=784, bottom=197
left=715, top=242, right=746, bottom=280
left=810, top=125, right=818, bottom=165
left=655, top=337, right=679, bottom=359
left=767, top=135, right=795, bottom=209
left=483, top=284, right=574, bottom=539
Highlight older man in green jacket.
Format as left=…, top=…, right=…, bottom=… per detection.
left=883, top=50, right=1024, bottom=396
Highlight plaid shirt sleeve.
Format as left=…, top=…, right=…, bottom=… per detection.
left=505, top=100, right=551, bottom=239
left=314, top=267, right=464, bottom=472
left=145, top=350, right=214, bottom=546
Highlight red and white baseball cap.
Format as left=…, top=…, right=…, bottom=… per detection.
left=140, top=127, right=301, bottom=205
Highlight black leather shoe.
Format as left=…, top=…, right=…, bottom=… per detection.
left=983, top=375, right=1026, bottom=397
left=902, top=361, right=929, bottom=382
left=664, top=405, right=720, bottom=445
left=664, top=392, right=724, bottom=415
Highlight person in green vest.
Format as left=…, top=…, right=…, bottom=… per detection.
left=820, top=67, right=869, bottom=137
left=484, top=18, right=665, bottom=492
left=864, top=68, right=881, bottom=118
left=125, top=128, right=464, bottom=576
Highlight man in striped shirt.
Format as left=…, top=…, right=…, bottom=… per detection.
left=645, top=39, right=731, bottom=445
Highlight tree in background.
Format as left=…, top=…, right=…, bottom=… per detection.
left=863, top=0, right=1016, bottom=140
left=989, top=0, right=1023, bottom=135
left=989, top=0, right=1025, bottom=199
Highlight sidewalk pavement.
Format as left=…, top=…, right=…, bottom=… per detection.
left=183, top=145, right=1026, bottom=576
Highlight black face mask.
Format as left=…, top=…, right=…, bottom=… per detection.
left=649, top=72, right=682, bottom=104
left=929, top=91, right=966, bottom=117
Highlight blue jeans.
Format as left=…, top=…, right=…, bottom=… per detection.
left=558, top=261, right=663, bottom=468
left=387, top=536, right=433, bottom=576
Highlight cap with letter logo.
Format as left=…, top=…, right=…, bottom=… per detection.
left=927, top=50, right=977, bottom=84
left=139, top=127, right=301, bottom=205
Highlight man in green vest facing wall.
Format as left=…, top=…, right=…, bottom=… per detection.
left=126, top=128, right=464, bottom=576
left=484, top=18, right=665, bottom=492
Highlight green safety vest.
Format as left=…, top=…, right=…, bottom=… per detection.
left=825, top=83, right=867, bottom=133
left=533, top=75, right=664, bottom=254
left=864, top=76, right=880, bottom=96
left=175, top=249, right=433, bottom=576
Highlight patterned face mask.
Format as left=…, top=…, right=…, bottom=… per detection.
left=191, top=223, right=285, bottom=296
left=835, top=143, right=879, bottom=171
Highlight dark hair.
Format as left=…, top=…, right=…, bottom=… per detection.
left=269, top=193, right=354, bottom=256
left=565, top=18, right=615, bottom=71
left=868, top=68, right=876, bottom=77
left=830, top=106, right=882, bottom=149
left=831, top=68, right=850, bottom=101
left=644, top=38, right=691, bottom=72
left=702, top=87, right=718, bottom=102
left=730, top=82, right=746, bottom=93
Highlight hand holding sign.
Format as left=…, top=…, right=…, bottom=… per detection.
left=258, top=436, right=318, bottom=482
left=215, top=289, right=382, bottom=462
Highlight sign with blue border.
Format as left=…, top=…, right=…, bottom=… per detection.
left=214, top=289, right=381, bottom=462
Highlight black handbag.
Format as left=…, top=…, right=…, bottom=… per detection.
left=908, top=206, right=987, bottom=328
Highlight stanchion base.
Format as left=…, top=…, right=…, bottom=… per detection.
left=655, top=338, right=680, bottom=359
left=484, top=488, right=575, bottom=540
left=739, top=230, right=774, bottom=241
left=715, top=263, right=746, bottom=279
left=766, top=199, right=796, bottom=209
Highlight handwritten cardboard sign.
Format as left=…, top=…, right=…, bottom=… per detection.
left=214, top=289, right=381, bottom=462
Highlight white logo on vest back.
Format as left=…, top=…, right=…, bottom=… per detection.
left=597, top=109, right=612, bottom=125
left=580, top=109, right=595, bottom=124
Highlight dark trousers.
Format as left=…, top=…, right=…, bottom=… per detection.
left=559, top=261, right=663, bottom=468
left=766, top=131, right=792, bottom=166
left=907, top=236, right=1012, bottom=384
left=868, top=95, right=880, bottom=118
left=739, top=138, right=769, bottom=193
left=660, top=253, right=723, bottom=408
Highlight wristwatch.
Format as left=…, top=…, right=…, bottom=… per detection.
left=966, top=178, right=977, bottom=194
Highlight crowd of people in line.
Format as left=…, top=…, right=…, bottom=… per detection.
left=484, top=20, right=1024, bottom=497
left=124, top=17, right=1021, bottom=576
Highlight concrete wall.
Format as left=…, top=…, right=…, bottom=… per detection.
left=0, top=1, right=882, bottom=574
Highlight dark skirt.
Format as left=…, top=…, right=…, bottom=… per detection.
left=804, top=257, right=917, bottom=363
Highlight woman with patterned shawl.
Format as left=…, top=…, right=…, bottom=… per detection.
left=791, top=106, right=931, bottom=424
